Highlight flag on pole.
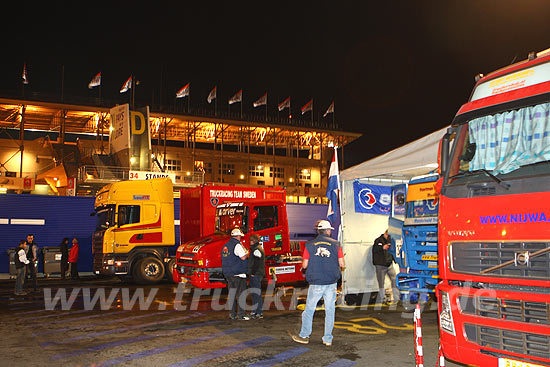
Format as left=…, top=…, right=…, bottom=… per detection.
left=301, top=99, right=313, bottom=115
left=253, top=92, right=267, bottom=107
left=176, top=83, right=190, bottom=98
left=278, top=97, right=290, bottom=111
left=326, top=147, right=341, bottom=225
left=88, top=72, right=101, bottom=89
left=120, top=76, right=132, bottom=93
left=22, top=63, right=29, bottom=85
left=228, top=89, right=243, bottom=104
left=323, top=101, right=334, bottom=117
left=207, top=86, right=217, bottom=104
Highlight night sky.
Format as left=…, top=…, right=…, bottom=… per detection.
left=3, top=1, right=550, bottom=168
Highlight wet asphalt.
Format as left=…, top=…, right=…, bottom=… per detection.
left=0, top=276, right=462, bottom=367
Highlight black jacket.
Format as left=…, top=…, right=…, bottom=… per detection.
left=248, top=243, right=265, bottom=276
left=372, top=233, right=394, bottom=267
left=60, top=242, right=69, bottom=259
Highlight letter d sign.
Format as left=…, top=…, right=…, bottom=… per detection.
left=130, top=111, right=146, bottom=135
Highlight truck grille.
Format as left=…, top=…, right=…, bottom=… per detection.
left=451, top=241, right=550, bottom=279
left=177, top=253, right=197, bottom=266
left=464, top=324, right=550, bottom=360
left=459, top=296, right=550, bottom=325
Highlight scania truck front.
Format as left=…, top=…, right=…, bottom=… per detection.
left=437, top=49, right=550, bottom=366
left=93, top=178, right=175, bottom=284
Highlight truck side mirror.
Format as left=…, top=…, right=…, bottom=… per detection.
left=439, top=131, right=452, bottom=176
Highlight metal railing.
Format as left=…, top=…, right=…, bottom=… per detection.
left=78, top=165, right=204, bottom=186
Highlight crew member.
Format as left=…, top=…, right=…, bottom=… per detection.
left=221, top=228, right=249, bottom=320
left=248, top=234, right=265, bottom=319
left=372, top=229, right=399, bottom=305
left=290, top=220, right=345, bottom=347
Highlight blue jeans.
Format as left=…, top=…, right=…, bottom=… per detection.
left=299, top=283, right=337, bottom=344
left=249, top=275, right=263, bottom=314
left=15, top=267, right=26, bottom=294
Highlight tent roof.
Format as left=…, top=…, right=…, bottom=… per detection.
left=340, top=126, right=449, bottom=181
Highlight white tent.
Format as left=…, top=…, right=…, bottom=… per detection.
left=339, top=126, right=448, bottom=299
left=341, top=126, right=449, bottom=181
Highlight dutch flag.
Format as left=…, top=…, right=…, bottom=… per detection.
left=326, top=147, right=340, bottom=225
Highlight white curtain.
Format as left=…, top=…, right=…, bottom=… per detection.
left=469, top=102, right=550, bottom=174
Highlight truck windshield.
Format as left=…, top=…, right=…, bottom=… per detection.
left=95, top=205, right=115, bottom=230
left=215, top=206, right=249, bottom=234
left=405, top=182, right=438, bottom=225
left=448, top=101, right=550, bottom=184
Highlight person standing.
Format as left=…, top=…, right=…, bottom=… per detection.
left=14, top=240, right=30, bottom=295
left=25, top=234, right=38, bottom=292
left=290, top=220, right=345, bottom=347
left=221, top=228, right=249, bottom=320
left=372, top=229, right=399, bottom=305
left=69, top=237, right=80, bottom=281
left=59, top=237, right=70, bottom=279
left=248, top=234, right=265, bottom=319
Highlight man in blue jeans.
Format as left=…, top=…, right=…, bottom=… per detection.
left=14, top=240, right=30, bottom=295
left=290, top=220, right=345, bottom=346
left=248, top=234, right=265, bottom=319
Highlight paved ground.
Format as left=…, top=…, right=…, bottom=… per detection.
left=0, top=276, right=463, bottom=367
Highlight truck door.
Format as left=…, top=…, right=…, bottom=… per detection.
left=251, top=204, right=286, bottom=255
left=113, top=204, right=141, bottom=252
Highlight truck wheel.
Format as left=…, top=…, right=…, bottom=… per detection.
left=166, top=258, right=177, bottom=283
left=134, top=257, right=165, bottom=284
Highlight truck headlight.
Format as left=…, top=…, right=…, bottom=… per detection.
left=106, top=259, right=114, bottom=265
left=439, top=291, right=455, bottom=335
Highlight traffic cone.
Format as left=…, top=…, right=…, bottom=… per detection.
left=414, top=303, right=424, bottom=367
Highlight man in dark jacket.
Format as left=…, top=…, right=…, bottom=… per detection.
left=290, top=220, right=345, bottom=347
left=372, top=229, right=399, bottom=305
left=221, top=228, right=249, bottom=320
left=248, top=234, right=265, bottom=319
left=59, top=238, right=69, bottom=279
left=25, top=234, right=38, bottom=292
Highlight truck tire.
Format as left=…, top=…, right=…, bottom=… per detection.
left=166, top=258, right=177, bottom=283
left=134, top=257, right=165, bottom=284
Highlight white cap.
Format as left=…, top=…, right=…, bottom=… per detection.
left=315, top=220, right=334, bottom=230
left=231, top=228, right=244, bottom=237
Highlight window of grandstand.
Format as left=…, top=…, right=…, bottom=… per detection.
left=269, top=166, right=284, bottom=178
left=219, top=163, right=235, bottom=175
left=249, top=165, right=265, bottom=177
left=165, top=159, right=182, bottom=172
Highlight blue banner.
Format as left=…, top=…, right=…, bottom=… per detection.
left=353, top=182, right=392, bottom=215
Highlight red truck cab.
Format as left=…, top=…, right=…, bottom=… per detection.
left=174, top=189, right=306, bottom=288
left=437, top=49, right=550, bottom=367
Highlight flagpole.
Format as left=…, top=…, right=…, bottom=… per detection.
left=265, top=95, right=268, bottom=122
left=131, top=75, right=135, bottom=110
left=61, top=65, right=65, bottom=102
left=240, top=90, right=243, bottom=119
left=188, top=84, right=191, bottom=113
left=99, top=79, right=102, bottom=106
left=333, top=101, right=335, bottom=128
left=311, top=100, right=314, bottom=125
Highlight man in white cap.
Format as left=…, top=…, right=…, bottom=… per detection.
left=221, top=227, right=250, bottom=320
left=290, top=219, right=345, bottom=346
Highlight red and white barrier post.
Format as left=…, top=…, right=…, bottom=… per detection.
left=414, top=303, right=424, bottom=367
left=437, top=344, right=445, bottom=367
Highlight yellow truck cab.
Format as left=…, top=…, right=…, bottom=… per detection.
left=93, top=177, right=175, bottom=284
